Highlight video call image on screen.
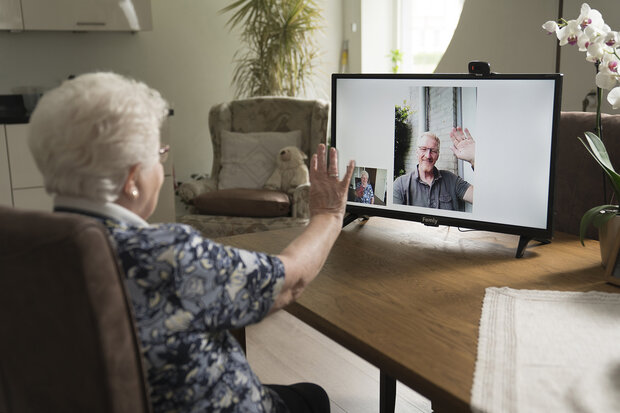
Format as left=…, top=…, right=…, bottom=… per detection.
left=333, top=75, right=560, bottom=232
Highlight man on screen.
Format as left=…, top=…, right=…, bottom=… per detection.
left=393, top=128, right=474, bottom=211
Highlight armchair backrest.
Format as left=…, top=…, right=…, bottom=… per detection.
left=555, top=111, right=620, bottom=239
left=208, top=97, right=329, bottom=182
left=0, top=206, right=151, bottom=413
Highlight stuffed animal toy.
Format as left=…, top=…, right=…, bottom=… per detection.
left=264, top=146, right=309, bottom=194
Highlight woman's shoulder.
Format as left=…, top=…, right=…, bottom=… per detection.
left=105, top=220, right=211, bottom=249
left=144, top=222, right=212, bottom=246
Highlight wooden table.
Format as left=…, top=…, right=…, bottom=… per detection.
left=219, top=217, right=619, bottom=413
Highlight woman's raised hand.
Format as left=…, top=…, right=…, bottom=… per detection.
left=308, top=144, right=355, bottom=219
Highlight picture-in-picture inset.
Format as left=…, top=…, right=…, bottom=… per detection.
left=348, top=167, right=388, bottom=206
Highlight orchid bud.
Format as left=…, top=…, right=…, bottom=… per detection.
left=542, top=21, right=558, bottom=34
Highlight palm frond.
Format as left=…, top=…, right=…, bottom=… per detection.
left=221, top=0, right=323, bottom=97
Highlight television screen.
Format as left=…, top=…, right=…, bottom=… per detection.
left=331, top=73, right=563, bottom=256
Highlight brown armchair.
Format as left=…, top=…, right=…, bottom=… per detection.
left=0, top=206, right=151, bottom=413
left=177, top=97, right=329, bottom=238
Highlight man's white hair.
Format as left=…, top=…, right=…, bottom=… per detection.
left=420, top=132, right=440, bottom=151
left=28, top=72, right=169, bottom=202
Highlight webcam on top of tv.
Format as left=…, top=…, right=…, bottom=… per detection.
left=468, top=61, right=492, bottom=76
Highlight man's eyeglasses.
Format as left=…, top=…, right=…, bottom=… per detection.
left=417, top=146, right=439, bottom=155
left=159, top=144, right=170, bottom=163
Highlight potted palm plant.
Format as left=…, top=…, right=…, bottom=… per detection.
left=543, top=3, right=620, bottom=268
left=220, top=0, right=323, bottom=97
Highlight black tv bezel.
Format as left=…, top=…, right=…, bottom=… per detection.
left=330, top=72, right=563, bottom=243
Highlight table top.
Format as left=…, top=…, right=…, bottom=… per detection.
left=218, top=217, right=619, bottom=413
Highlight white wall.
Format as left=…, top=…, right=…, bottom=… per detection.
left=0, top=0, right=343, bottom=182
left=435, top=0, right=558, bottom=74
left=436, top=0, right=620, bottom=113
left=343, top=0, right=620, bottom=114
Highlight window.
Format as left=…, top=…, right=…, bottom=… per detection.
left=399, top=0, right=465, bottom=73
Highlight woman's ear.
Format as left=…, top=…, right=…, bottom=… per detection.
left=123, top=164, right=141, bottom=200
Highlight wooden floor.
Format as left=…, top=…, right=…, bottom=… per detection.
left=246, top=310, right=433, bottom=413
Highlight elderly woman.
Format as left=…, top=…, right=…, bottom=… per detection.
left=354, top=170, right=374, bottom=204
left=28, top=72, right=354, bottom=413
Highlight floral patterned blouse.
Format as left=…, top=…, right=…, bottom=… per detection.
left=54, top=197, right=287, bottom=413
left=354, top=182, right=374, bottom=204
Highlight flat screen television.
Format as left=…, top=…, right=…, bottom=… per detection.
left=330, top=73, right=563, bottom=257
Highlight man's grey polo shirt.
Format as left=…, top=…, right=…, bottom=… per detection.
left=393, top=166, right=471, bottom=211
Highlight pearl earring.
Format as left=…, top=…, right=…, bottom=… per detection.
left=131, top=188, right=139, bottom=199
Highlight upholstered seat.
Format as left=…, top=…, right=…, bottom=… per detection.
left=177, top=97, right=328, bottom=238
left=0, top=206, right=151, bottom=413
left=554, top=111, right=620, bottom=239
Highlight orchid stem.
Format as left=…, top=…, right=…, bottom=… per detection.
left=594, top=61, right=607, bottom=204
left=595, top=62, right=602, bottom=138
left=596, top=86, right=602, bottom=137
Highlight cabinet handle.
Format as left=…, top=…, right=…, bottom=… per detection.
left=76, top=22, right=106, bottom=26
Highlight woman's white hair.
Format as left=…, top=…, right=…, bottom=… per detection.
left=28, top=72, right=169, bottom=202
left=360, top=170, right=369, bottom=179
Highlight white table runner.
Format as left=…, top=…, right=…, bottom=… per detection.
left=471, top=287, right=620, bottom=413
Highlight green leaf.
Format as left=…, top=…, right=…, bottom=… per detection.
left=221, top=0, right=322, bottom=97
left=583, top=132, right=615, bottom=172
left=579, top=133, right=620, bottom=201
left=579, top=204, right=619, bottom=245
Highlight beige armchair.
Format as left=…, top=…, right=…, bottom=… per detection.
left=178, top=97, right=329, bottom=238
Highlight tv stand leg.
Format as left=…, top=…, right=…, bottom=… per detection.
left=342, top=213, right=369, bottom=228
left=516, top=235, right=532, bottom=258
left=516, top=236, right=551, bottom=258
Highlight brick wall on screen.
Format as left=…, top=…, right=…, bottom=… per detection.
left=427, top=87, right=457, bottom=175
left=404, top=86, right=422, bottom=174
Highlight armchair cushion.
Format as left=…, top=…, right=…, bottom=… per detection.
left=193, top=188, right=291, bottom=217
left=219, top=130, right=302, bottom=190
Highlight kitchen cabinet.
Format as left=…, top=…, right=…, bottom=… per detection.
left=0, top=123, right=175, bottom=223
left=1, top=0, right=152, bottom=31
left=3, top=124, right=53, bottom=211
left=0, top=0, right=23, bottom=30
left=0, top=126, right=12, bottom=206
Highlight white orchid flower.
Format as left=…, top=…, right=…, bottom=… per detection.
left=607, top=86, right=620, bottom=109
left=602, top=52, right=620, bottom=73
left=557, top=20, right=583, bottom=46
left=577, top=3, right=604, bottom=30
left=578, top=31, right=592, bottom=51
left=604, top=31, right=618, bottom=47
left=596, top=71, right=617, bottom=90
left=584, top=23, right=610, bottom=43
left=595, top=53, right=620, bottom=90
left=586, top=40, right=606, bottom=62
left=543, top=3, right=620, bottom=110
left=542, top=20, right=559, bottom=35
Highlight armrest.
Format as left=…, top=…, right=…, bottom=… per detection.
left=291, top=183, right=310, bottom=218
left=177, top=177, right=218, bottom=203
